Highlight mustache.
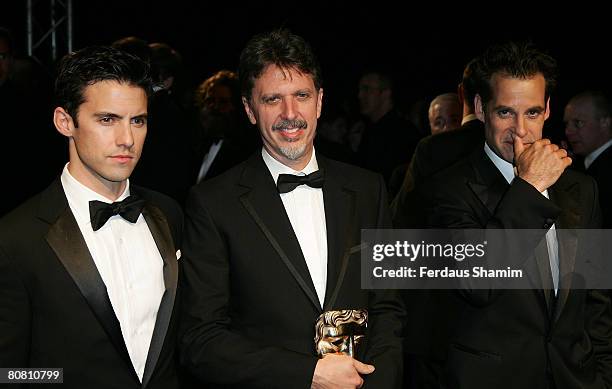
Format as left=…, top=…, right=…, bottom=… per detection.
left=272, top=119, right=307, bottom=131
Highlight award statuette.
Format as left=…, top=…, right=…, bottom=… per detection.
left=314, top=309, right=368, bottom=357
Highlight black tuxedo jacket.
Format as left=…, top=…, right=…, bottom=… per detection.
left=425, top=147, right=612, bottom=389
left=0, top=179, right=184, bottom=389
left=180, top=152, right=404, bottom=389
left=194, top=138, right=252, bottom=183
left=391, top=118, right=484, bottom=228
left=586, top=145, right=612, bottom=228
left=357, top=109, right=421, bottom=185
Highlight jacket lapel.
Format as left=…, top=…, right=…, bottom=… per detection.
left=140, top=201, right=179, bottom=388
left=319, top=156, right=357, bottom=311
left=239, top=153, right=321, bottom=311
left=467, top=150, right=509, bottom=217
left=468, top=150, right=552, bottom=312
left=41, top=180, right=138, bottom=382
left=549, top=177, right=581, bottom=323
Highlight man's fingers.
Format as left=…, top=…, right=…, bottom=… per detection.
left=555, top=148, right=567, bottom=158
left=513, top=134, right=525, bottom=160
left=356, top=376, right=365, bottom=388
left=352, top=359, right=375, bottom=375
left=537, top=138, right=552, bottom=146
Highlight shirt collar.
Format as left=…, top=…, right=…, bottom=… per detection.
left=484, top=142, right=515, bottom=184
left=61, top=163, right=131, bottom=226
left=585, top=139, right=612, bottom=169
left=261, top=147, right=319, bottom=185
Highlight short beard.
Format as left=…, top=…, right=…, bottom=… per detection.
left=273, top=118, right=309, bottom=160
left=278, top=142, right=307, bottom=160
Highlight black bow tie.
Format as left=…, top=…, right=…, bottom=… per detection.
left=89, top=195, right=146, bottom=231
left=277, top=169, right=325, bottom=193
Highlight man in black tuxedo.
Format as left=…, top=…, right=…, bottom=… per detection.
left=192, top=70, right=257, bottom=184
left=0, top=46, right=183, bottom=388
left=564, top=90, right=612, bottom=227
left=180, top=29, right=404, bottom=389
left=425, top=42, right=612, bottom=389
left=356, top=70, right=421, bottom=186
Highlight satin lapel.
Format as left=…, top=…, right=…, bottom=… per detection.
left=468, top=150, right=550, bottom=311
left=45, top=206, right=137, bottom=381
left=550, top=180, right=581, bottom=323
left=533, top=238, right=554, bottom=314
left=551, top=181, right=581, bottom=230
left=467, top=150, right=508, bottom=217
left=321, top=158, right=357, bottom=311
left=140, top=203, right=178, bottom=388
left=239, top=154, right=321, bottom=311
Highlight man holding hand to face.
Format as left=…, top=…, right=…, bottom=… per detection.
left=426, top=42, right=612, bottom=389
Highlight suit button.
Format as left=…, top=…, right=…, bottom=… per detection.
left=543, top=218, right=554, bottom=229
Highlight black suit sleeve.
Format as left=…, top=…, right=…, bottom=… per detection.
left=0, top=245, right=30, bottom=369
left=363, top=174, right=405, bottom=389
left=179, top=191, right=318, bottom=389
left=427, top=176, right=560, bottom=306
left=390, top=138, right=426, bottom=228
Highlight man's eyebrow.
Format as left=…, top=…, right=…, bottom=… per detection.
left=526, top=105, right=546, bottom=112
left=260, top=93, right=282, bottom=101
left=131, top=113, right=148, bottom=119
left=490, top=105, right=515, bottom=113
left=93, top=112, right=123, bottom=119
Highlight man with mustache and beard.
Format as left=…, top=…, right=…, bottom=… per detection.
left=180, top=29, right=404, bottom=389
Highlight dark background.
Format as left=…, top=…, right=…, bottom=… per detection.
left=1, top=1, right=610, bottom=214
left=2, top=2, right=611, bottom=121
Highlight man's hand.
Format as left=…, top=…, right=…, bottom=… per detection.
left=514, top=136, right=571, bottom=192
left=311, top=354, right=375, bottom=389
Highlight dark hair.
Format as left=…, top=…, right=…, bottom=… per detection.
left=111, top=36, right=151, bottom=62
left=238, top=29, right=322, bottom=99
left=194, top=70, right=239, bottom=110
left=149, top=42, right=182, bottom=83
left=360, top=70, right=395, bottom=92
left=55, top=45, right=152, bottom=126
left=476, top=41, right=557, bottom=105
left=460, top=57, right=481, bottom=111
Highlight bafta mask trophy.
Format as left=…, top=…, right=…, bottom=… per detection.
left=314, top=309, right=368, bottom=357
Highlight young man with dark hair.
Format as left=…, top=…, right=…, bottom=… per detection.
left=0, top=46, right=183, bottom=389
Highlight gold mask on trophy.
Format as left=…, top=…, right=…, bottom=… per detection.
left=314, top=309, right=368, bottom=357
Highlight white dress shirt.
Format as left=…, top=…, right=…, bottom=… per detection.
left=484, top=143, right=559, bottom=294
left=262, top=148, right=328, bottom=307
left=61, top=164, right=165, bottom=381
